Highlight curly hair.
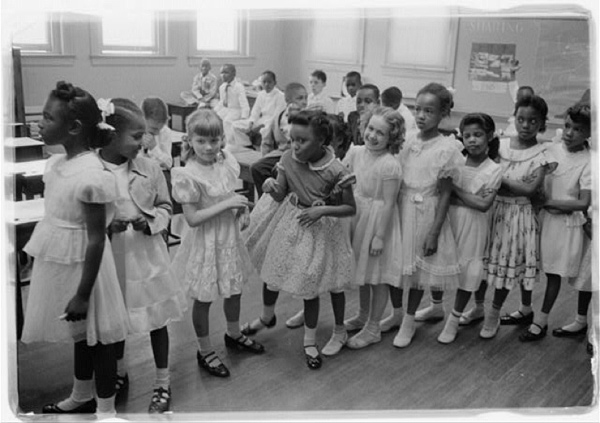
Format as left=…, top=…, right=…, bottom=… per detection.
left=566, top=102, right=591, bottom=132
left=104, top=98, right=145, bottom=135
left=514, top=94, right=549, bottom=133
left=327, top=114, right=351, bottom=160
left=288, top=109, right=332, bottom=145
left=459, top=113, right=499, bottom=160
left=362, top=106, right=405, bottom=155
left=49, top=80, right=107, bottom=148
left=417, top=83, right=454, bottom=117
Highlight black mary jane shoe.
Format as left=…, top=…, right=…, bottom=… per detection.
left=240, top=315, right=277, bottom=336
left=587, top=342, right=594, bottom=355
left=552, top=326, right=588, bottom=338
left=519, top=323, right=547, bottom=342
left=304, top=345, right=322, bottom=370
left=224, top=333, right=265, bottom=354
left=42, top=398, right=97, bottom=414
left=500, top=311, right=534, bottom=326
left=196, top=351, right=230, bottom=378
left=115, top=373, right=129, bottom=403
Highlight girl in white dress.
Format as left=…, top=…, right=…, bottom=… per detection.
left=437, top=113, right=502, bottom=344
left=393, top=83, right=463, bottom=348
left=480, top=95, right=556, bottom=339
left=170, top=109, right=263, bottom=379
left=520, top=103, right=591, bottom=341
left=21, top=81, right=129, bottom=417
left=98, top=98, right=188, bottom=412
left=342, top=107, right=405, bottom=350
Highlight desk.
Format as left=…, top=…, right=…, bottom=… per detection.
left=5, top=159, right=46, bottom=201
left=231, top=149, right=262, bottom=203
left=167, top=102, right=196, bottom=133
left=7, top=199, right=45, bottom=339
left=5, top=137, right=44, bottom=163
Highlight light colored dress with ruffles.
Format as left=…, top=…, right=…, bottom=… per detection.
left=399, top=132, right=463, bottom=290
left=21, top=152, right=130, bottom=346
left=448, top=156, right=502, bottom=291
left=343, top=145, right=403, bottom=287
left=487, top=138, right=556, bottom=290
left=170, top=151, right=255, bottom=302
left=105, top=161, right=188, bottom=333
left=539, top=142, right=591, bottom=277
left=244, top=149, right=355, bottom=299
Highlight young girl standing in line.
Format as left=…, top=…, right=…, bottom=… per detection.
left=343, top=107, right=405, bottom=350
left=393, top=83, right=463, bottom=348
left=437, top=113, right=502, bottom=344
left=98, top=98, right=188, bottom=412
left=480, top=95, right=556, bottom=339
left=242, top=110, right=356, bottom=369
left=520, top=103, right=591, bottom=341
left=20, top=81, right=129, bottom=416
left=170, top=109, right=264, bottom=379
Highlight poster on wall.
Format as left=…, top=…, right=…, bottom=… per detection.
left=469, top=42, right=518, bottom=93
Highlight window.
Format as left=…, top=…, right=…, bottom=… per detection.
left=310, top=9, right=364, bottom=65
left=383, top=8, right=459, bottom=85
left=11, top=13, right=63, bottom=55
left=189, top=9, right=248, bottom=61
left=90, top=11, right=174, bottom=65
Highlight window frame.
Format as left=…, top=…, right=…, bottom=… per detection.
left=187, top=10, right=253, bottom=67
left=382, top=12, right=460, bottom=86
left=89, top=10, right=176, bottom=66
left=11, top=12, right=75, bottom=66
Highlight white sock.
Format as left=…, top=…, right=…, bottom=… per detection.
left=519, top=304, right=533, bottom=315
left=96, top=395, right=116, bottom=415
left=57, top=377, right=94, bottom=410
left=196, top=336, right=212, bottom=355
left=563, top=314, right=588, bottom=331
left=226, top=321, right=242, bottom=338
left=262, top=305, right=276, bottom=322
left=154, top=367, right=170, bottom=390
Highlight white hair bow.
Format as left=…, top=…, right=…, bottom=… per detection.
left=97, top=98, right=115, bottom=131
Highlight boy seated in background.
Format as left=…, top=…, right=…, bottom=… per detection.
left=141, top=96, right=173, bottom=170
left=381, top=86, right=417, bottom=134
left=231, top=70, right=286, bottom=150
left=307, top=69, right=335, bottom=114
left=347, top=84, right=380, bottom=145
left=180, top=58, right=219, bottom=108
left=250, top=82, right=308, bottom=197
left=214, top=64, right=250, bottom=149
left=336, top=71, right=362, bottom=122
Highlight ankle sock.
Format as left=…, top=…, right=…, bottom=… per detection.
left=154, top=367, right=170, bottom=390
left=562, top=314, right=587, bottom=332
left=519, top=304, right=533, bottom=315
left=57, top=378, right=94, bottom=411
left=96, top=395, right=116, bottom=414
left=226, top=321, right=242, bottom=338
left=196, top=336, right=212, bottom=355
left=304, top=326, right=318, bottom=357
left=261, top=305, right=276, bottom=323
left=333, top=324, right=346, bottom=335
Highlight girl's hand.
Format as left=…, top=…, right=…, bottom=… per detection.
left=224, top=194, right=249, bottom=211
left=142, top=133, right=157, bottom=150
left=423, top=233, right=439, bottom=257
left=297, top=207, right=323, bottom=228
left=131, top=216, right=149, bottom=232
left=262, top=178, right=279, bottom=194
left=64, top=294, right=89, bottom=321
left=238, top=208, right=250, bottom=230
left=109, top=219, right=129, bottom=234
left=369, top=235, right=384, bottom=256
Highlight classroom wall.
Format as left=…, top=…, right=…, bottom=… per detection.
left=281, top=9, right=590, bottom=125
left=18, top=11, right=286, bottom=110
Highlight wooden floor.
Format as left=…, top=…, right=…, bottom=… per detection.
left=12, top=264, right=599, bottom=421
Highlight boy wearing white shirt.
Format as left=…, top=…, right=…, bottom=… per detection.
left=307, top=70, right=335, bottom=114
left=231, top=71, right=286, bottom=150
left=214, top=64, right=250, bottom=148
left=381, top=86, right=417, bottom=134
left=336, top=71, right=362, bottom=122
left=141, top=97, right=173, bottom=170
